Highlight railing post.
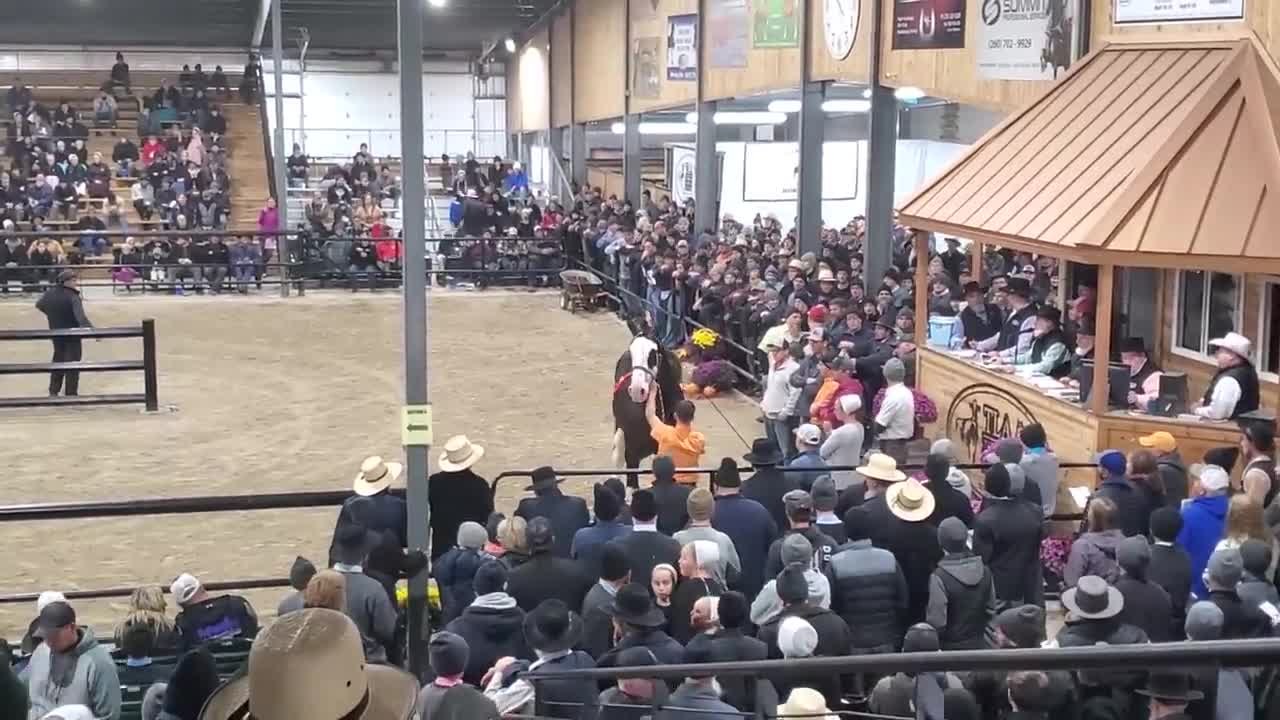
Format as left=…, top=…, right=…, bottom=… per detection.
left=141, top=319, right=159, bottom=412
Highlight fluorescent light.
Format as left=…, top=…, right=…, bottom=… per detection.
left=822, top=99, right=871, bottom=113
left=427, top=0, right=446, bottom=7
left=767, top=99, right=802, bottom=114
left=610, top=122, right=698, bottom=135
left=504, top=37, right=516, bottom=53
left=684, top=111, right=786, bottom=125
left=895, top=86, right=926, bottom=101
left=862, top=88, right=872, bottom=98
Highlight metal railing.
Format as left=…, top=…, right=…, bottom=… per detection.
left=281, top=128, right=506, bottom=163
left=0, top=320, right=158, bottom=411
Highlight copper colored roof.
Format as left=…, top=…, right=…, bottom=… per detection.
left=899, top=37, right=1280, bottom=271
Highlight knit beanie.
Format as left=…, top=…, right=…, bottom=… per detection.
left=810, top=476, right=837, bottom=513
left=1149, top=507, right=1182, bottom=542
left=993, top=605, right=1045, bottom=648
left=715, top=457, right=742, bottom=488
left=1241, top=539, right=1273, bottom=576
left=776, top=565, right=809, bottom=604
left=1207, top=547, right=1244, bottom=589
left=995, top=438, right=1024, bottom=464
left=485, top=512, right=506, bottom=543
left=687, top=487, right=715, bottom=522
left=1116, top=536, right=1150, bottom=579
left=925, top=453, right=951, bottom=485
left=457, top=521, right=488, bottom=550
left=429, top=631, right=469, bottom=677
left=1185, top=601, right=1225, bottom=641
left=288, top=556, right=317, bottom=591
left=984, top=464, right=1012, bottom=498
left=902, top=623, right=941, bottom=653
left=780, top=533, right=814, bottom=567
left=473, top=560, right=508, bottom=595
left=843, top=507, right=873, bottom=542
left=718, top=591, right=748, bottom=630
left=937, top=517, right=968, bottom=554
left=777, top=616, right=818, bottom=658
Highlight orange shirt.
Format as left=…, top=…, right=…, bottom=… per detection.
left=650, top=421, right=707, bottom=484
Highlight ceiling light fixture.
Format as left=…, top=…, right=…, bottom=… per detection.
left=684, top=111, right=786, bottom=125
left=862, top=88, right=872, bottom=99
left=427, top=0, right=447, bottom=7
left=610, top=121, right=697, bottom=135
left=766, top=99, right=802, bottom=114
left=894, top=86, right=926, bottom=101
left=504, top=37, right=516, bottom=53
left=822, top=99, right=871, bottom=113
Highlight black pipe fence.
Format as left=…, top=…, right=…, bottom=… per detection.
left=0, top=319, right=158, bottom=411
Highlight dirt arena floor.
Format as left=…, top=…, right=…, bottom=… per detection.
left=0, top=288, right=760, bottom=637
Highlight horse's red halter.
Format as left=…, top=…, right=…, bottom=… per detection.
left=614, top=365, right=665, bottom=418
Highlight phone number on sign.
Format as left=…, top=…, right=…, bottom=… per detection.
left=987, top=38, right=1035, bottom=49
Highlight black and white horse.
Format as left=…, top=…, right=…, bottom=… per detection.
left=612, top=334, right=683, bottom=473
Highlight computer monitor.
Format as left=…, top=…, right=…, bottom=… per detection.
left=1079, top=361, right=1131, bottom=409
left=1151, top=372, right=1189, bottom=416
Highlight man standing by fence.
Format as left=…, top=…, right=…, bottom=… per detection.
left=36, top=270, right=93, bottom=397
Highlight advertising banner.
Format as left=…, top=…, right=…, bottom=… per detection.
left=1114, top=0, right=1244, bottom=23
left=707, top=0, right=750, bottom=67
left=667, top=14, right=699, bottom=80
left=893, top=0, right=966, bottom=49
left=669, top=145, right=697, bottom=205
left=632, top=37, right=663, bottom=98
left=741, top=142, right=859, bottom=201
left=977, top=0, right=1081, bottom=80
left=752, top=0, right=801, bottom=48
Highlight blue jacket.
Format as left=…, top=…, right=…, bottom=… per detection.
left=1177, top=494, right=1228, bottom=599
left=503, top=170, right=529, bottom=194
left=786, top=450, right=829, bottom=491
left=712, top=494, right=779, bottom=599
left=449, top=198, right=463, bottom=227
left=571, top=520, right=632, bottom=579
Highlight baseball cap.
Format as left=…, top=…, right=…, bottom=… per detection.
left=795, top=423, right=822, bottom=445
left=1192, top=464, right=1230, bottom=493
left=1138, top=431, right=1177, bottom=453
left=782, top=489, right=813, bottom=515
left=33, top=601, right=76, bottom=638
left=170, top=573, right=202, bottom=605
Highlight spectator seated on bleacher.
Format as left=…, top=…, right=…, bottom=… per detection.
left=109, top=51, right=131, bottom=93
left=93, top=91, right=117, bottom=129
left=210, top=65, right=230, bottom=98
left=201, top=106, right=226, bottom=146
left=115, top=623, right=169, bottom=689
left=86, top=153, right=115, bottom=204
left=52, top=176, right=78, bottom=222
left=379, top=165, right=400, bottom=201
left=230, top=235, right=263, bottom=293
left=75, top=207, right=109, bottom=256
left=140, top=135, right=164, bottom=166
left=287, top=143, right=308, bottom=186
left=130, top=177, right=154, bottom=221
left=113, top=136, right=139, bottom=177
left=240, top=53, right=262, bottom=102
left=1, top=226, right=29, bottom=294
left=170, top=573, right=259, bottom=652
left=25, top=600, right=122, bottom=720
left=348, top=237, right=380, bottom=292
left=307, top=195, right=335, bottom=237
left=113, top=238, right=142, bottom=291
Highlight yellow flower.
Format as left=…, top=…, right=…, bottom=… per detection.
left=692, top=328, right=719, bottom=349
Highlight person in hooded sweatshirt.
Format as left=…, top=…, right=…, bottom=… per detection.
left=1236, top=538, right=1279, bottom=610
left=433, top=521, right=493, bottom=622
left=923, top=453, right=975, bottom=528
left=24, top=601, right=121, bottom=720
left=974, top=464, right=1044, bottom=611
left=764, top=489, right=837, bottom=577
left=1064, top=497, right=1125, bottom=587
left=989, top=438, right=1042, bottom=510
left=1085, top=449, right=1145, bottom=537
left=1019, top=423, right=1059, bottom=518
left=927, top=517, right=996, bottom=650
left=869, top=624, right=963, bottom=718
left=1177, top=464, right=1231, bottom=600
left=756, top=564, right=851, bottom=661
left=445, top=561, right=532, bottom=687
left=751, top=534, right=831, bottom=626
left=1149, top=507, right=1194, bottom=639
left=418, top=632, right=501, bottom=720
left=1114, top=535, right=1173, bottom=643
left=930, top=439, right=974, bottom=500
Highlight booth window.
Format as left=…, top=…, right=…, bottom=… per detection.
left=1262, top=282, right=1280, bottom=376
left=1175, top=271, right=1240, bottom=357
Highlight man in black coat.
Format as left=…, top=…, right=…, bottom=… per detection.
left=875, top=479, right=944, bottom=625
left=1057, top=575, right=1149, bottom=705
left=1114, top=536, right=1173, bottom=643
left=973, top=465, right=1045, bottom=611
left=1203, top=547, right=1272, bottom=640
left=329, top=456, right=408, bottom=564
left=516, top=466, right=590, bottom=558
left=763, top=490, right=837, bottom=577
left=35, top=270, right=92, bottom=396
left=582, top=545, right=632, bottom=659
left=598, top=583, right=685, bottom=669
left=1148, top=507, right=1193, bottom=640
left=444, top=561, right=531, bottom=686
left=923, top=454, right=975, bottom=528
left=428, top=435, right=494, bottom=561
left=609, top=490, right=680, bottom=589
left=507, top=517, right=593, bottom=613
left=651, top=455, right=691, bottom=536
left=757, top=565, right=852, bottom=660
left=740, top=439, right=798, bottom=532
left=828, top=507, right=909, bottom=654
left=710, top=459, right=778, bottom=600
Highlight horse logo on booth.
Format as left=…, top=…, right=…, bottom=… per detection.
left=945, top=383, right=1040, bottom=462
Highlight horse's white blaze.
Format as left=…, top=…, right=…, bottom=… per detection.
left=628, top=336, right=660, bottom=404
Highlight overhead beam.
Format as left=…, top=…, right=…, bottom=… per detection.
left=253, top=0, right=272, bottom=48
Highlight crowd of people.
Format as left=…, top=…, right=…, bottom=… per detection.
left=0, top=54, right=241, bottom=296
left=7, top=419, right=1280, bottom=720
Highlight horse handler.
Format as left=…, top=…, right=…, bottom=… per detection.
left=646, top=379, right=706, bottom=484
left=36, top=270, right=93, bottom=397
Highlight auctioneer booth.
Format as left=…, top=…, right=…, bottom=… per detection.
left=900, top=36, right=1280, bottom=513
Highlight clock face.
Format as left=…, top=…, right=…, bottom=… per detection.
left=824, top=0, right=859, bottom=61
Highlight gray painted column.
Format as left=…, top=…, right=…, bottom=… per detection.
left=570, top=123, right=587, bottom=187
left=623, top=114, right=642, bottom=204
left=795, top=80, right=825, bottom=257
left=396, top=0, right=431, bottom=680
left=269, top=0, right=289, bottom=297
left=864, top=0, right=897, bottom=292
left=549, top=126, right=565, bottom=194
left=694, top=100, right=718, bottom=234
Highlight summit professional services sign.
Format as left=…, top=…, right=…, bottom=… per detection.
left=977, top=0, right=1081, bottom=81
left=1114, top=0, right=1244, bottom=23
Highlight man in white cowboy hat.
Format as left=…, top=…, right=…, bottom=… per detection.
left=329, top=456, right=407, bottom=565
left=880, top=478, right=942, bottom=625
left=835, top=452, right=906, bottom=527
left=429, top=435, right=493, bottom=561
left=1194, top=331, right=1260, bottom=420
left=199, top=608, right=419, bottom=720
left=777, top=687, right=838, bottom=720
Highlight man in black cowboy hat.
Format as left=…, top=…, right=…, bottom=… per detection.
left=598, top=582, right=685, bottom=668
left=1057, top=575, right=1148, bottom=702
left=958, top=281, right=1002, bottom=349
left=515, top=466, right=589, bottom=559
left=981, top=276, right=1037, bottom=357
left=1118, top=336, right=1163, bottom=411
left=507, top=517, right=593, bottom=614
left=740, top=439, right=798, bottom=533
left=35, top=269, right=92, bottom=397
left=711, top=457, right=778, bottom=600
left=1137, top=671, right=1202, bottom=720
left=484, top=599, right=598, bottom=719
left=1001, top=305, right=1069, bottom=377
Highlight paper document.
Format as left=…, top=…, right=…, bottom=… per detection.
left=1068, top=486, right=1091, bottom=509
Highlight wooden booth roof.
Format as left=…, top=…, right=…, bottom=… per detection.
left=898, top=37, right=1280, bottom=272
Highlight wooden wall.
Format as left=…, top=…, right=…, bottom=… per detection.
left=1088, top=0, right=1276, bottom=62
left=507, top=28, right=551, bottom=132
left=629, top=0, right=700, bottom=113
left=700, top=1, right=803, bottom=102
left=551, top=10, right=574, bottom=128
left=574, top=0, right=628, bottom=123
left=808, top=0, right=872, bottom=83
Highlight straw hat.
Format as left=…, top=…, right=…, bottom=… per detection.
left=886, top=478, right=936, bottom=522
left=1209, top=332, right=1252, bottom=362
left=856, top=453, right=906, bottom=483
left=199, top=609, right=418, bottom=720
left=437, top=435, right=485, bottom=473
left=352, top=456, right=403, bottom=497
left=777, top=688, right=838, bottom=720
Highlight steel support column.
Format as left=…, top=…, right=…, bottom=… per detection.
left=270, top=0, right=289, bottom=297
left=623, top=114, right=642, bottom=204
left=694, top=100, right=718, bottom=234
left=864, top=0, right=897, bottom=292
left=796, top=81, right=825, bottom=257
left=396, top=0, right=431, bottom=680
left=570, top=123, right=587, bottom=187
